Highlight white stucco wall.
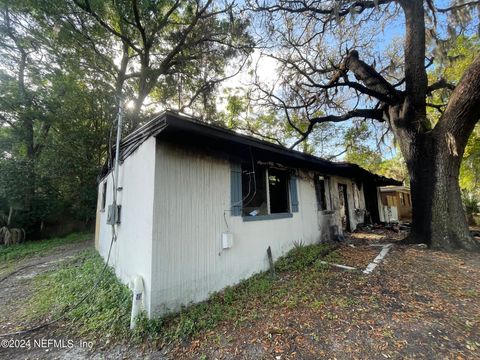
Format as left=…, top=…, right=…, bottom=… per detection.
left=95, top=137, right=156, bottom=315
left=149, top=143, right=367, bottom=316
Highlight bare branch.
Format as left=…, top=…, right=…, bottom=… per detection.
left=436, top=1, right=480, bottom=13
left=427, top=79, right=456, bottom=95
left=237, top=124, right=285, bottom=146
left=290, top=108, right=385, bottom=149
left=426, top=102, right=446, bottom=114
left=344, top=50, right=401, bottom=103
left=180, top=55, right=249, bottom=113
left=251, top=0, right=395, bottom=17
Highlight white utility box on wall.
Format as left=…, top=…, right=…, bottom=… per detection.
left=222, top=232, right=233, bottom=249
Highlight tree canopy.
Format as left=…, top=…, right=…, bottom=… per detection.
left=0, top=0, right=252, bottom=237
left=0, top=0, right=479, bottom=250
left=245, top=0, right=480, bottom=250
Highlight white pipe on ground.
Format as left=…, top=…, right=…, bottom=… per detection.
left=363, top=243, right=393, bottom=274
left=318, top=261, right=357, bottom=271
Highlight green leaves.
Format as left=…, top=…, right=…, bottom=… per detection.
left=428, top=35, right=480, bottom=201
left=0, top=0, right=253, bottom=236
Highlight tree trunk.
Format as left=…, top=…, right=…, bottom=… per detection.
left=402, top=133, right=479, bottom=251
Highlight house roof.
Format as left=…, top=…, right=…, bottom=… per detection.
left=112, top=110, right=401, bottom=186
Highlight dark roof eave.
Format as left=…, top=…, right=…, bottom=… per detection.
left=105, top=110, right=401, bottom=187
left=159, top=111, right=401, bottom=186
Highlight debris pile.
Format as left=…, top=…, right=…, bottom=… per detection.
left=348, top=223, right=408, bottom=245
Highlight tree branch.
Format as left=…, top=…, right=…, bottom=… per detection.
left=252, top=0, right=394, bottom=17
left=436, top=1, right=480, bottom=13
left=73, top=0, right=142, bottom=54
left=151, top=0, right=181, bottom=37
left=427, top=78, right=456, bottom=95
left=434, top=53, right=480, bottom=151
left=132, top=0, right=147, bottom=48
left=344, top=50, right=401, bottom=103
left=158, top=0, right=213, bottom=73
left=399, top=0, right=428, bottom=110
left=238, top=124, right=285, bottom=146
left=290, top=108, right=385, bottom=149
left=426, top=102, right=446, bottom=114
left=179, top=56, right=249, bottom=113
left=0, top=113, right=18, bottom=129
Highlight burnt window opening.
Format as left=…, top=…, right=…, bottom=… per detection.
left=314, top=175, right=328, bottom=211
left=101, top=181, right=107, bottom=211
left=240, top=165, right=292, bottom=216
left=268, top=168, right=290, bottom=214
left=242, top=165, right=268, bottom=216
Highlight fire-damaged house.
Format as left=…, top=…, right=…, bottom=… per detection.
left=95, top=111, right=399, bottom=317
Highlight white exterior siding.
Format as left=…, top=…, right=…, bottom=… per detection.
left=151, top=142, right=231, bottom=315
left=149, top=143, right=366, bottom=316
left=95, top=137, right=156, bottom=315
left=96, top=138, right=369, bottom=318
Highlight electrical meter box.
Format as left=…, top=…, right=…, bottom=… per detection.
left=222, top=232, right=233, bottom=249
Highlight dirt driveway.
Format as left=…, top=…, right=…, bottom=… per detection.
left=0, top=239, right=93, bottom=359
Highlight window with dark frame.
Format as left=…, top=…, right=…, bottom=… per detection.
left=241, top=165, right=291, bottom=216
left=314, top=175, right=328, bottom=211
left=101, top=181, right=107, bottom=211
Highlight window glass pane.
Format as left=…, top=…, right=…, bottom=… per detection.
left=242, top=165, right=268, bottom=216
left=268, top=168, right=290, bottom=213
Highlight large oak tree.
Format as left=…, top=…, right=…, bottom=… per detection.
left=0, top=0, right=252, bottom=235
left=252, top=0, right=480, bottom=250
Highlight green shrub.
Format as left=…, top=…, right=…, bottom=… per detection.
left=275, top=243, right=335, bottom=272
left=26, top=248, right=132, bottom=341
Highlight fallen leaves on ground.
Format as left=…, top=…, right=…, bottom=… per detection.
left=163, top=232, right=480, bottom=360
left=336, top=245, right=381, bottom=269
